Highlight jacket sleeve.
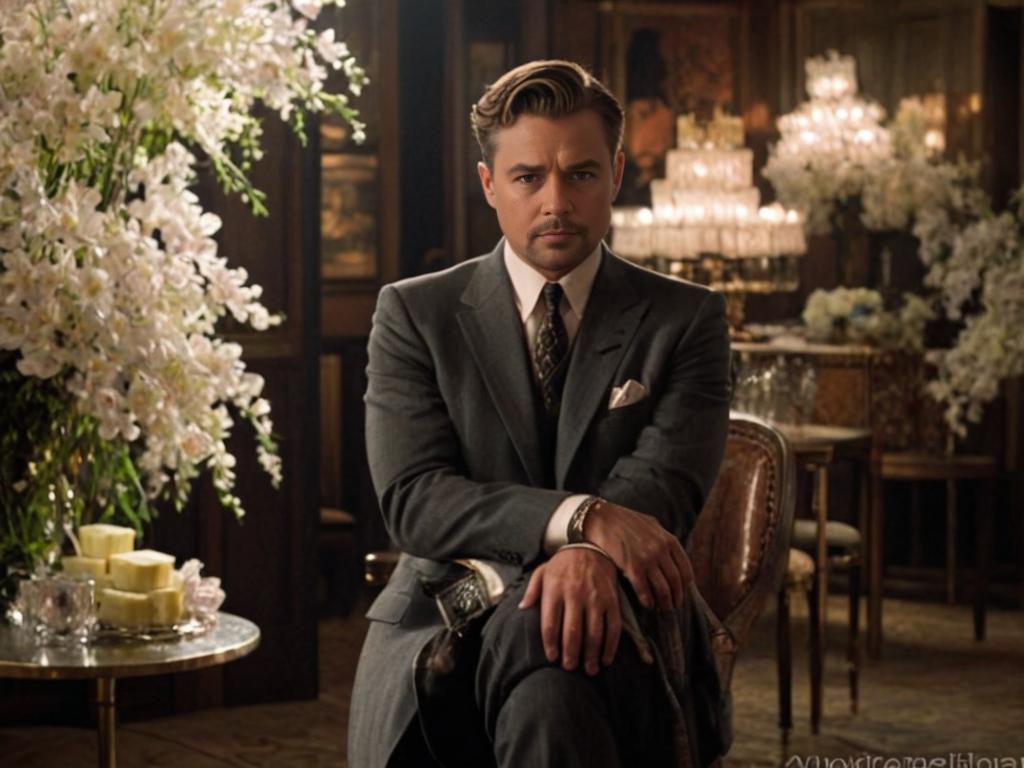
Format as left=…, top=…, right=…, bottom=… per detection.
left=597, top=289, right=731, bottom=542
left=364, top=284, right=570, bottom=567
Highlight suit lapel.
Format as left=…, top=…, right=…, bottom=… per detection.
left=556, top=249, right=649, bottom=487
left=457, top=243, right=547, bottom=487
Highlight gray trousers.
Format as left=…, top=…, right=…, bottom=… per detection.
left=396, top=578, right=672, bottom=768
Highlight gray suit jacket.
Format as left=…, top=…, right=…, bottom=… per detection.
left=348, top=242, right=731, bottom=766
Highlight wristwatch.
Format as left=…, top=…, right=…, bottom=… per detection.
left=567, top=495, right=601, bottom=544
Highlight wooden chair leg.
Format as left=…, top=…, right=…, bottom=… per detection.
left=946, top=478, right=958, bottom=605
left=806, top=577, right=822, bottom=735
left=910, top=481, right=922, bottom=567
left=848, top=560, right=861, bottom=715
left=868, top=461, right=884, bottom=660
left=777, top=587, right=793, bottom=748
left=975, top=478, right=994, bottom=641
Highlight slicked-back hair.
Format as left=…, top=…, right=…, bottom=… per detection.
left=470, top=59, right=625, bottom=169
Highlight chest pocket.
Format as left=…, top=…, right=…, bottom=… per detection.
left=598, top=397, right=650, bottom=444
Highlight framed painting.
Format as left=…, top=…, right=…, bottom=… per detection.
left=599, top=2, right=748, bottom=206
left=320, top=152, right=378, bottom=281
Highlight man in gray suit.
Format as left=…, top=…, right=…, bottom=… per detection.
left=349, top=60, right=731, bottom=767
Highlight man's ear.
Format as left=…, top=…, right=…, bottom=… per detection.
left=611, top=150, right=625, bottom=202
left=477, top=161, right=497, bottom=209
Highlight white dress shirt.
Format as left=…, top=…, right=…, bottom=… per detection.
left=502, top=240, right=598, bottom=553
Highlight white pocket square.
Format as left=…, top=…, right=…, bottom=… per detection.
left=608, top=379, right=648, bottom=410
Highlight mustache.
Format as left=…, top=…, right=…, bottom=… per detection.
left=529, top=220, right=585, bottom=238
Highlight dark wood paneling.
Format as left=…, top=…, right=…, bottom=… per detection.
left=321, top=339, right=387, bottom=558
left=551, top=0, right=601, bottom=67
left=397, top=0, right=447, bottom=277
left=985, top=6, right=1022, bottom=207
left=322, top=292, right=377, bottom=340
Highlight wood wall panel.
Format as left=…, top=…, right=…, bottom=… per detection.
left=551, top=0, right=601, bottom=69
left=322, top=292, right=377, bottom=339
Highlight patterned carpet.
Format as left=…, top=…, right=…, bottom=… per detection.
left=3, top=594, right=1023, bottom=767
left=728, top=595, right=1024, bottom=765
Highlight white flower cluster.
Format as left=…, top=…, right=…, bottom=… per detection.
left=858, top=98, right=978, bottom=233
left=0, top=0, right=366, bottom=516
left=802, top=287, right=933, bottom=352
left=177, top=558, right=225, bottom=625
left=859, top=158, right=975, bottom=233
left=916, top=200, right=1024, bottom=435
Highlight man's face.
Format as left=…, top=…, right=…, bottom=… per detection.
left=477, top=110, right=625, bottom=281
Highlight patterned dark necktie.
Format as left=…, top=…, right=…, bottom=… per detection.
left=533, top=282, right=569, bottom=419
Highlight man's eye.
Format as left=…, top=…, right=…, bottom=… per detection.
left=515, top=174, right=539, bottom=184
left=570, top=171, right=595, bottom=181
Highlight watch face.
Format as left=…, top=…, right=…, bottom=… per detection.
left=436, top=573, right=489, bottom=634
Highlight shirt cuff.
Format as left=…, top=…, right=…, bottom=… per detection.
left=543, top=494, right=591, bottom=554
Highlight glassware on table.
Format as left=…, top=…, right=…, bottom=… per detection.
left=18, top=575, right=96, bottom=646
left=769, top=355, right=794, bottom=424
left=795, top=363, right=818, bottom=424
left=732, top=354, right=819, bottom=426
left=734, top=365, right=766, bottom=417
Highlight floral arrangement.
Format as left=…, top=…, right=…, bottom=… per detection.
left=915, top=191, right=1024, bottom=434
left=770, top=51, right=1023, bottom=439
left=858, top=98, right=979, bottom=234
left=802, top=287, right=934, bottom=351
left=0, top=0, right=366, bottom=580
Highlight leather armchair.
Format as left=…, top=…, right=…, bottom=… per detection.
left=688, top=414, right=797, bottom=692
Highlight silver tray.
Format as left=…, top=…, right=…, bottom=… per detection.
left=91, top=617, right=212, bottom=644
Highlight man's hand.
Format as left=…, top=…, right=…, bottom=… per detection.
left=583, top=499, right=693, bottom=612
left=518, top=547, right=621, bottom=676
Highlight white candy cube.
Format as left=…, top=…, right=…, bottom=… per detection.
left=149, top=588, right=184, bottom=626
left=109, top=550, right=176, bottom=593
left=61, top=555, right=107, bottom=580
left=79, top=524, right=136, bottom=559
left=97, top=588, right=151, bottom=627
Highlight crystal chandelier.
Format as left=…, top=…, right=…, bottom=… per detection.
left=611, top=108, right=807, bottom=326
left=774, top=50, right=890, bottom=169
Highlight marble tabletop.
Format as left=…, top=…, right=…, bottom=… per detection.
left=0, top=611, right=259, bottom=680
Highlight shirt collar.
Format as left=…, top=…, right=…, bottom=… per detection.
left=502, top=239, right=602, bottom=323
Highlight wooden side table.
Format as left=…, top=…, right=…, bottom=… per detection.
left=0, top=612, right=259, bottom=768
left=735, top=341, right=948, bottom=660
left=878, top=453, right=999, bottom=643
